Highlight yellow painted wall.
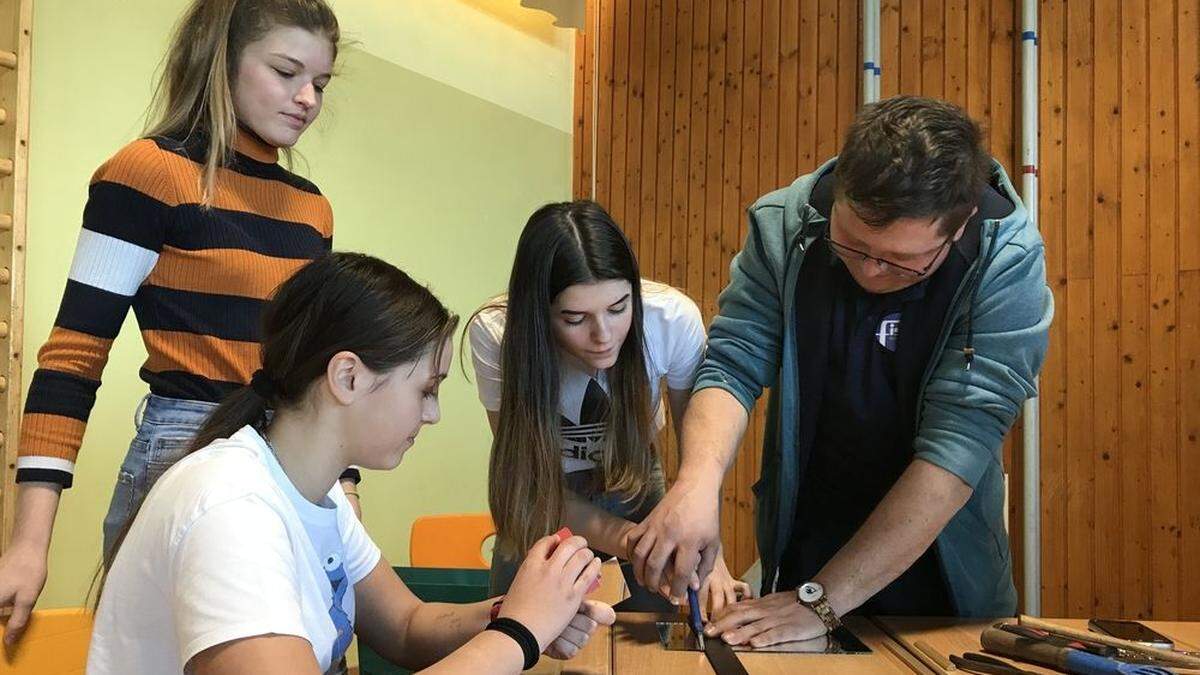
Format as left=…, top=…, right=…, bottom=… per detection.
left=26, top=0, right=573, bottom=608
left=335, top=0, right=576, bottom=133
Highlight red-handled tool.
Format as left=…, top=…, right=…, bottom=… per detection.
left=490, top=527, right=602, bottom=620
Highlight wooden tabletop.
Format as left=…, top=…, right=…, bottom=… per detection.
left=875, top=616, right=1200, bottom=674
left=526, top=568, right=1200, bottom=674
left=528, top=561, right=923, bottom=674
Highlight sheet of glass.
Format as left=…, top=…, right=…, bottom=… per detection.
left=656, top=621, right=873, bottom=655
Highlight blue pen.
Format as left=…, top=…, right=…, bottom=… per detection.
left=687, top=586, right=706, bottom=650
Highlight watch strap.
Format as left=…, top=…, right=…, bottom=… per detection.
left=807, top=595, right=843, bottom=632
left=797, top=584, right=843, bottom=633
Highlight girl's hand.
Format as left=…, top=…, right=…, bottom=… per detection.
left=699, top=553, right=753, bottom=619
left=542, top=599, right=616, bottom=660
left=0, top=539, right=49, bottom=645
left=499, top=534, right=603, bottom=651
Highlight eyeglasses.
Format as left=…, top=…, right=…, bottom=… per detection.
left=823, top=226, right=954, bottom=279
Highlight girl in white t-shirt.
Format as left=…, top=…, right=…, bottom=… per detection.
left=89, top=253, right=614, bottom=675
left=468, top=200, right=751, bottom=614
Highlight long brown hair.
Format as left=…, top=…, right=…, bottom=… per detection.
left=145, top=0, right=340, bottom=203
left=482, top=201, right=653, bottom=556
left=98, top=252, right=458, bottom=601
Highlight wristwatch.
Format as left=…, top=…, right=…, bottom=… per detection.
left=797, top=581, right=842, bottom=633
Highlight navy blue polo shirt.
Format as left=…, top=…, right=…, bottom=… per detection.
left=778, top=241, right=954, bottom=616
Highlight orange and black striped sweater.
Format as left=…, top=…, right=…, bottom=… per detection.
left=18, top=130, right=333, bottom=487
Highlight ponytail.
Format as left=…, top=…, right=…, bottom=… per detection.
left=95, top=252, right=457, bottom=605
left=94, top=380, right=274, bottom=603
left=185, top=370, right=276, bottom=452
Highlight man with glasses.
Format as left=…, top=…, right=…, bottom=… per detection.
left=626, top=96, right=1052, bottom=645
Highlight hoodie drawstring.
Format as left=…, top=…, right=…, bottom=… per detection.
left=963, top=223, right=1000, bottom=371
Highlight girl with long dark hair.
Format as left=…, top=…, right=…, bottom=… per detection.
left=468, top=200, right=751, bottom=612
left=0, top=0, right=361, bottom=642
left=89, top=253, right=614, bottom=674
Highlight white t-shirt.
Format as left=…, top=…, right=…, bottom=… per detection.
left=87, top=426, right=381, bottom=675
left=469, top=280, right=706, bottom=473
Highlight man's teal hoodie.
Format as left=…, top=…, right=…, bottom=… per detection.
left=694, top=158, right=1053, bottom=616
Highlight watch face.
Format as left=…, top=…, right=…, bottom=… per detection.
left=798, top=582, right=824, bottom=603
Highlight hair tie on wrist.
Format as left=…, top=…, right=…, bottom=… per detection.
left=485, top=617, right=539, bottom=670
left=249, top=369, right=279, bottom=400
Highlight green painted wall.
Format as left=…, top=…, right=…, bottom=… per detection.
left=27, top=1, right=571, bottom=608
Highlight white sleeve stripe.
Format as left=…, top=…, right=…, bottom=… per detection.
left=67, top=229, right=159, bottom=297
left=16, top=456, right=77, bottom=474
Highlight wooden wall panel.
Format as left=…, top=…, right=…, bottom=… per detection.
left=1039, top=0, right=1069, bottom=615
left=572, top=0, right=1200, bottom=618
left=0, top=0, right=30, bottom=548
left=1031, top=0, right=1200, bottom=619
left=1182, top=1, right=1200, bottom=274
left=1180, top=0, right=1200, bottom=623
left=1146, top=0, right=1180, bottom=619
left=1120, top=274, right=1152, bottom=618
left=1091, top=0, right=1122, bottom=621
left=635, top=0, right=657, bottom=276
left=624, top=0, right=645, bottom=253
left=1063, top=0, right=1096, bottom=620
left=1180, top=270, right=1200, bottom=616
left=652, top=0, right=676, bottom=287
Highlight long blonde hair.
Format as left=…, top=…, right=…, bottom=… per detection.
left=144, top=0, right=340, bottom=203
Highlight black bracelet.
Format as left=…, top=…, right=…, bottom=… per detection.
left=485, top=617, right=539, bottom=670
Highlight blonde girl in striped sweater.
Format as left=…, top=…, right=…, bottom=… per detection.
left=0, top=0, right=357, bottom=643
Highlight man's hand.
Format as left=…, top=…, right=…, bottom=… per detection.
left=625, top=476, right=722, bottom=603
left=704, top=591, right=827, bottom=648
left=627, top=388, right=749, bottom=603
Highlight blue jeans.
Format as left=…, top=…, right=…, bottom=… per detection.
left=101, top=395, right=217, bottom=556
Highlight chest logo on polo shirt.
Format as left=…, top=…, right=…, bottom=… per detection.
left=560, top=377, right=610, bottom=471
left=876, top=313, right=901, bottom=352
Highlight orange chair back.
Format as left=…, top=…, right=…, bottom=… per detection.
left=410, top=513, right=495, bottom=569
left=0, top=608, right=93, bottom=674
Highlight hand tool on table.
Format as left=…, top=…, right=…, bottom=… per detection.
left=949, top=651, right=1040, bottom=675
left=982, top=626, right=1174, bottom=675
left=687, top=586, right=706, bottom=650
left=1018, top=616, right=1200, bottom=670
left=687, top=586, right=748, bottom=675
left=998, top=623, right=1175, bottom=667
left=999, top=624, right=1120, bottom=658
